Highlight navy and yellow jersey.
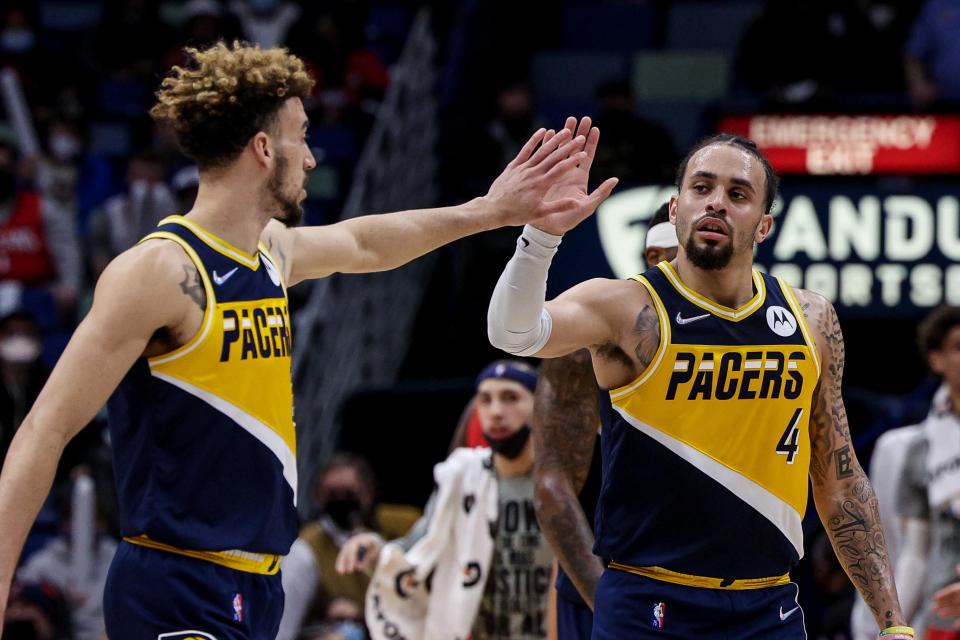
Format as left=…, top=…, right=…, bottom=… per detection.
left=594, top=261, right=821, bottom=583
left=108, top=215, right=297, bottom=559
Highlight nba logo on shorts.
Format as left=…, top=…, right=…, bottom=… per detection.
left=652, top=601, right=666, bottom=629
left=232, top=592, right=244, bottom=622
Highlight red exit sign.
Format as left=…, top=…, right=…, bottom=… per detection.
left=718, top=115, right=960, bottom=175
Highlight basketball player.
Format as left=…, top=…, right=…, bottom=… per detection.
left=534, top=204, right=677, bottom=639
left=0, top=43, right=617, bottom=638
left=489, top=124, right=911, bottom=638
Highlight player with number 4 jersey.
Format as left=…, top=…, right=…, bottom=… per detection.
left=487, top=129, right=912, bottom=639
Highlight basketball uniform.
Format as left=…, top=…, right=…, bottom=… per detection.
left=592, top=261, right=820, bottom=639
left=103, top=216, right=297, bottom=639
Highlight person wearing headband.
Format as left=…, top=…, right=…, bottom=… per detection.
left=643, top=202, right=678, bottom=269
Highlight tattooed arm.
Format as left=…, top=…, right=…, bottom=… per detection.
left=799, top=289, right=907, bottom=631
left=0, top=239, right=193, bottom=631
left=533, top=349, right=604, bottom=608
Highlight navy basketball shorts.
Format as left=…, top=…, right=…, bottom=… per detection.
left=103, top=541, right=284, bottom=639
left=557, top=593, right=594, bottom=640
left=592, top=568, right=806, bottom=639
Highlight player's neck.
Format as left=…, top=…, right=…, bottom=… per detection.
left=186, top=171, right=272, bottom=256
left=494, top=443, right=534, bottom=478
left=673, top=254, right=757, bottom=309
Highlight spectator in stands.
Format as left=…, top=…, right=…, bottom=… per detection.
left=17, top=471, right=118, bottom=640
left=905, top=0, right=960, bottom=108
left=895, top=306, right=960, bottom=636
left=2, top=580, right=72, bottom=639
left=278, top=453, right=419, bottom=640
left=86, top=151, right=175, bottom=279
left=0, top=133, right=81, bottom=320
left=0, top=310, right=47, bottom=465
left=591, top=80, right=676, bottom=186
left=229, top=0, right=300, bottom=48
left=336, top=361, right=554, bottom=640
left=642, top=202, right=678, bottom=268
left=0, top=4, right=48, bottom=103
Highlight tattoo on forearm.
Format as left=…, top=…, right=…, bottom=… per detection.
left=835, top=445, right=854, bottom=480
left=179, top=264, right=206, bottom=311
left=533, top=350, right=604, bottom=604
left=824, top=481, right=896, bottom=628
left=801, top=290, right=902, bottom=629
left=632, top=305, right=660, bottom=368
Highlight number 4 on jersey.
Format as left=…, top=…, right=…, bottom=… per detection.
left=776, top=408, right=804, bottom=464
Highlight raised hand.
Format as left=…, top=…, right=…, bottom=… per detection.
left=483, top=117, right=618, bottom=234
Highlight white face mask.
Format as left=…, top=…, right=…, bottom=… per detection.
left=49, top=134, right=82, bottom=161
left=0, top=334, right=40, bottom=364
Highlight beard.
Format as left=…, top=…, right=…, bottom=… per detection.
left=684, top=233, right=734, bottom=270
left=265, top=155, right=304, bottom=227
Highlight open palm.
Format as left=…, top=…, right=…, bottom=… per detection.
left=484, top=116, right=618, bottom=234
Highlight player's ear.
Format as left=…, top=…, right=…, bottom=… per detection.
left=668, top=196, right=678, bottom=224
left=251, top=131, right=271, bottom=168
left=754, top=212, right=773, bottom=244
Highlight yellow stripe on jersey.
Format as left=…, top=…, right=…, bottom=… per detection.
left=779, top=277, right=822, bottom=377
left=608, top=562, right=790, bottom=590
left=658, top=261, right=767, bottom=321
left=124, top=535, right=281, bottom=575
left=609, top=276, right=820, bottom=557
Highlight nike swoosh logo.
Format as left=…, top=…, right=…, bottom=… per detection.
left=675, top=311, right=710, bottom=325
left=212, top=267, right=239, bottom=286
left=779, top=605, right=800, bottom=621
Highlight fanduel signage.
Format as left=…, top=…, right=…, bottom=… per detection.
left=583, top=184, right=960, bottom=317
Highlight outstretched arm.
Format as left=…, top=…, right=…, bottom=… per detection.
left=533, top=349, right=604, bottom=608
left=263, top=120, right=617, bottom=286
left=801, top=290, right=908, bottom=634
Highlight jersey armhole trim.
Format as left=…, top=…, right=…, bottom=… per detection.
left=609, top=275, right=671, bottom=402
left=142, top=231, right=217, bottom=367
left=778, top=278, right=822, bottom=378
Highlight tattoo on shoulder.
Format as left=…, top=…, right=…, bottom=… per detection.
left=632, top=304, right=660, bottom=367
left=179, top=264, right=206, bottom=311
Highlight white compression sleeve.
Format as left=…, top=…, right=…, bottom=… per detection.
left=487, top=225, right=562, bottom=356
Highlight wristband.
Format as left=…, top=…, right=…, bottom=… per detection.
left=878, top=625, right=914, bottom=639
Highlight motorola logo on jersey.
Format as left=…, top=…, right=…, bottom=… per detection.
left=665, top=350, right=806, bottom=401
left=766, top=306, right=798, bottom=337
left=220, top=304, right=291, bottom=361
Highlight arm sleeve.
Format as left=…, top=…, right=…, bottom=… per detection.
left=487, top=225, right=561, bottom=356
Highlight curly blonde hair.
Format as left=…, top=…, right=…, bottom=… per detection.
left=150, top=41, right=315, bottom=169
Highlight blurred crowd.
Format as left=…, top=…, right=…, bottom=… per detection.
left=3, top=0, right=960, bottom=638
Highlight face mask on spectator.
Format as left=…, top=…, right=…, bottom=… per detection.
left=0, top=334, right=41, bottom=364
left=324, top=492, right=364, bottom=531
left=49, top=134, right=82, bottom=162
left=0, top=29, right=35, bottom=53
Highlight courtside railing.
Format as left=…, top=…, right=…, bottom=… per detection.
left=291, top=9, right=438, bottom=514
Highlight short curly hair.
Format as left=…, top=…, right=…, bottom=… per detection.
left=150, top=41, right=314, bottom=169
left=918, top=305, right=960, bottom=357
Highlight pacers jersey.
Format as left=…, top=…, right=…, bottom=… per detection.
left=108, top=215, right=297, bottom=556
left=594, top=261, right=820, bottom=580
